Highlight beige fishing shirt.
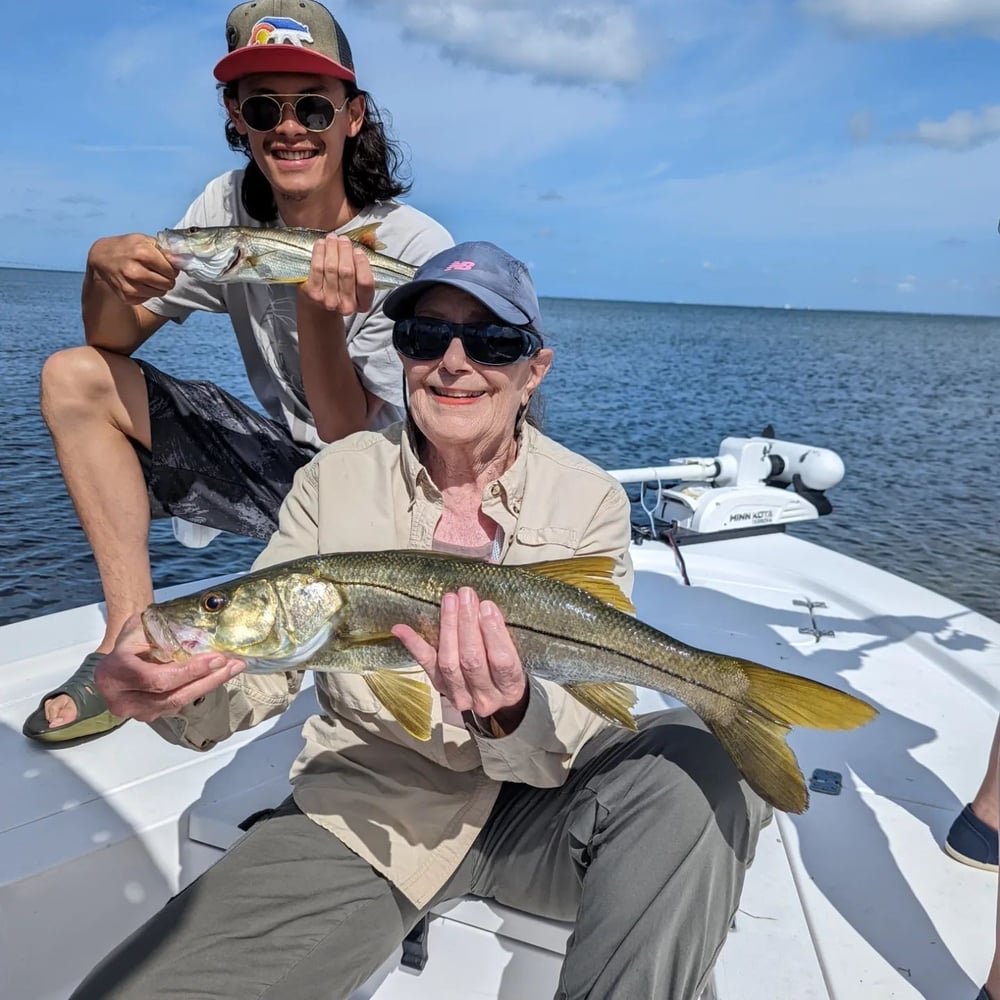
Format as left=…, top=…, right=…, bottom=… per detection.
left=152, top=422, right=634, bottom=907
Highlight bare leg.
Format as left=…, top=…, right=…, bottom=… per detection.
left=39, top=346, right=154, bottom=727
left=985, top=718, right=1000, bottom=999
left=970, top=720, right=1000, bottom=831
left=988, top=886, right=1000, bottom=1000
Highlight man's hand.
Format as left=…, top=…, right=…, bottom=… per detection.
left=87, top=234, right=179, bottom=304
left=95, top=615, right=245, bottom=723
left=298, top=234, right=375, bottom=316
left=392, top=587, right=529, bottom=732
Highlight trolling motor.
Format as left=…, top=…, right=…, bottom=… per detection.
left=610, top=434, right=845, bottom=541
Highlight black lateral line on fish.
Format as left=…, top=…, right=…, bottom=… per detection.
left=349, top=581, right=784, bottom=723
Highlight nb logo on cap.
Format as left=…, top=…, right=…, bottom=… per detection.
left=444, top=261, right=476, bottom=271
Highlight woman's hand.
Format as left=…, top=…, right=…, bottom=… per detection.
left=87, top=234, right=178, bottom=304
left=392, top=587, right=529, bottom=731
left=95, top=615, right=245, bottom=723
left=298, top=234, right=375, bottom=316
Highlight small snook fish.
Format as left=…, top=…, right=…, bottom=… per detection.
left=155, top=223, right=417, bottom=289
left=141, top=551, right=878, bottom=813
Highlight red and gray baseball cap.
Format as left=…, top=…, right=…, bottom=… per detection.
left=383, top=242, right=544, bottom=333
left=214, top=0, right=356, bottom=84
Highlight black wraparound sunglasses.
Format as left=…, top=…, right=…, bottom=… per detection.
left=238, top=93, right=349, bottom=132
left=393, top=317, right=543, bottom=367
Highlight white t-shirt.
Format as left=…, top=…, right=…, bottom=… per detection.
left=144, top=169, right=453, bottom=448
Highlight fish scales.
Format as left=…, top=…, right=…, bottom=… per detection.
left=154, top=224, right=418, bottom=288
left=141, top=549, right=878, bottom=813
left=306, top=551, right=751, bottom=721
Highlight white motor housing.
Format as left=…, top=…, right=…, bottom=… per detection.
left=653, top=483, right=824, bottom=534
left=620, top=435, right=846, bottom=538
left=711, top=436, right=845, bottom=491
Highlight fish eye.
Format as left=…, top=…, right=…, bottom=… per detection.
left=184, top=226, right=201, bottom=234
left=201, top=592, right=227, bottom=613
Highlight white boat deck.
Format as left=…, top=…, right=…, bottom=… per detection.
left=2, top=533, right=998, bottom=999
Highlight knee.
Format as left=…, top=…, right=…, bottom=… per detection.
left=40, top=346, right=119, bottom=423
left=596, top=711, right=765, bottom=865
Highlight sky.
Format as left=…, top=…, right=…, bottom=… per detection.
left=3, top=0, right=1000, bottom=315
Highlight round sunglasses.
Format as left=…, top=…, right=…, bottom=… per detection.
left=393, top=317, right=543, bottom=367
left=238, top=93, right=349, bottom=133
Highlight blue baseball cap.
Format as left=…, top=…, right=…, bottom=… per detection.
left=382, top=242, right=543, bottom=333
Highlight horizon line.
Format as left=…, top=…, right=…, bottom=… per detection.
left=3, top=263, right=998, bottom=323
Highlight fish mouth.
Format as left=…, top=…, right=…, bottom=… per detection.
left=140, top=608, right=209, bottom=664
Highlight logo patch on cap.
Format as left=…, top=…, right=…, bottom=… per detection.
left=249, top=17, right=314, bottom=47
left=444, top=261, right=476, bottom=271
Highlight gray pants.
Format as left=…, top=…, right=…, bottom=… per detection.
left=72, top=709, right=770, bottom=1000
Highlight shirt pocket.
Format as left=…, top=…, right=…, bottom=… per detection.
left=318, top=673, right=384, bottom=716
left=513, top=525, right=580, bottom=556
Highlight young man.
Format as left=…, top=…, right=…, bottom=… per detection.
left=23, top=0, right=452, bottom=745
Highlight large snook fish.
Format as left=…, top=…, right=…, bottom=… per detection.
left=141, top=550, right=877, bottom=813
left=154, top=223, right=416, bottom=289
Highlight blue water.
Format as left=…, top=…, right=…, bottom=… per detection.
left=1, top=267, right=997, bottom=626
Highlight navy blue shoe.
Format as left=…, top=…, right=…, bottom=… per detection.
left=945, top=804, right=999, bottom=872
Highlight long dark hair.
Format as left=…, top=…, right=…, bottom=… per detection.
left=222, top=81, right=412, bottom=223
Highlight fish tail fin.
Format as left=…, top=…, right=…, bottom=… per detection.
left=708, top=662, right=877, bottom=814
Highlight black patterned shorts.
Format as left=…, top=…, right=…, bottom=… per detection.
left=133, top=360, right=317, bottom=541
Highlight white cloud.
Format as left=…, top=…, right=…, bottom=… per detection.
left=551, top=136, right=1000, bottom=244
left=348, top=0, right=649, bottom=84
left=366, top=33, right=624, bottom=175
left=897, top=275, right=917, bottom=293
left=900, top=105, right=1000, bottom=151
left=847, top=109, right=873, bottom=143
left=801, top=0, right=1000, bottom=36
left=644, top=160, right=672, bottom=179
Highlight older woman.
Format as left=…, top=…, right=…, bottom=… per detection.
left=81, top=242, right=768, bottom=1000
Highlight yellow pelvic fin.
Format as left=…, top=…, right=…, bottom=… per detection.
left=524, top=556, right=635, bottom=614
left=341, top=222, right=386, bottom=252
left=364, top=670, right=432, bottom=741
left=242, top=251, right=307, bottom=283
left=563, top=681, right=638, bottom=730
left=339, top=627, right=397, bottom=647
left=707, top=660, right=878, bottom=814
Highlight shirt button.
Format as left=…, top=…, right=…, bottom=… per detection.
left=490, top=484, right=501, bottom=497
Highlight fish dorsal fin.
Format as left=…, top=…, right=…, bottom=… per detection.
left=364, top=670, right=433, bottom=741
left=563, top=682, right=638, bottom=730
left=341, top=222, right=386, bottom=252
left=524, top=556, right=635, bottom=614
